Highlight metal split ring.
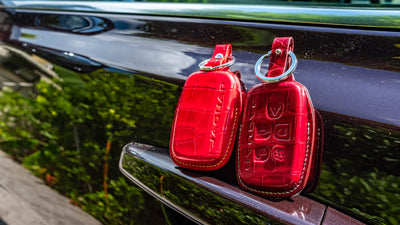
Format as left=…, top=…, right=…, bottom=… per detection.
left=254, top=51, right=298, bottom=83
left=199, top=56, right=236, bottom=71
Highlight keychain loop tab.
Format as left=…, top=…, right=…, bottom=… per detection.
left=199, top=44, right=235, bottom=71
left=254, top=51, right=297, bottom=83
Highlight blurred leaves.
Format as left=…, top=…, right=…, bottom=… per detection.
left=0, top=66, right=179, bottom=224
left=311, top=122, right=400, bottom=225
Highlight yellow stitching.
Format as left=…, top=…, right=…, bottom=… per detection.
left=310, top=127, right=322, bottom=183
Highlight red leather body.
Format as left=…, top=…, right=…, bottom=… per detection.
left=237, top=79, right=316, bottom=197
left=170, top=69, right=244, bottom=170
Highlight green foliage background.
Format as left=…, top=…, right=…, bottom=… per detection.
left=0, top=66, right=180, bottom=225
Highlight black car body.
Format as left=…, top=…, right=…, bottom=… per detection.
left=0, top=1, right=399, bottom=224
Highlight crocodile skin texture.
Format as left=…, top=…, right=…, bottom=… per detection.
left=237, top=81, right=316, bottom=197
left=237, top=37, right=323, bottom=197
left=170, top=44, right=245, bottom=171
left=267, top=37, right=294, bottom=78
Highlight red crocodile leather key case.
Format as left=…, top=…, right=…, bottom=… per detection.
left=170, top=44, right=245, bottom=171
left=237, top=37, right=323, bottom=198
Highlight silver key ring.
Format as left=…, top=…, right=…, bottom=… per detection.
left=199, top=56, right=236, bottom=71
left=254, top=51, right=298, bottom=83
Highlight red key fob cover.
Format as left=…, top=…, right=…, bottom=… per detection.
left=237, top=37, right=323, bottom=197
left=170, top=44, right=245, bottom=171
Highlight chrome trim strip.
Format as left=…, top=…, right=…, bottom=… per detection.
left=5, top=1, right=400, bottom=29
left=119, top=146, right=208, bottom=225
left=119, top=143, right=328, bottom=225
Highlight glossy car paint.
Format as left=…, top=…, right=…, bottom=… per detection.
left=1, top=2, right=399, bottom=224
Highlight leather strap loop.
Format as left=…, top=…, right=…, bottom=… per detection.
left=267, top=37, right=294, bottom=78
left=204, top=44, right=233, bottom=69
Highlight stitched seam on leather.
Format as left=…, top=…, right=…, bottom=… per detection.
left=311, top=127, right=322, bottom=183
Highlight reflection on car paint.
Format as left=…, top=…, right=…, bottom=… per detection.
left=311, top=117, right=400, bottom=224
left=34, top=14, right=114, bottom=35
left=7, top=13, right=400, bottom=127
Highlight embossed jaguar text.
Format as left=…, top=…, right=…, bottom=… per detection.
left=210, top=83, right=225, bottom=148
